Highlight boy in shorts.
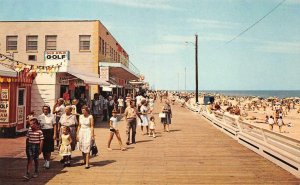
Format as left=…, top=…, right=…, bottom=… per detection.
left=24, top=118, right=44, bottom=180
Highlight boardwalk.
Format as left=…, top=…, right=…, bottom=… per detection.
left=0, top=101, right=299, bottom=185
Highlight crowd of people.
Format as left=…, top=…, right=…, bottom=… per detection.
left=172, top=91, right=300, bottom=133
left=23, top=90, right=174, bottom=180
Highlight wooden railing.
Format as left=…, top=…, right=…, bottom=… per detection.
left=193, top=105, right=300, bottom=178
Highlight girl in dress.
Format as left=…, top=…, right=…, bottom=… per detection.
left=149, top=116, right=156, bottom=138
left=59, top=126, right=72, bottom=167
left=77, top=105, right=94, bottom=169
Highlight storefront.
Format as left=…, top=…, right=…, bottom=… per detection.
left=99, top=65, right=139, bottom=98
left=0, top=64, right=33, bottom=137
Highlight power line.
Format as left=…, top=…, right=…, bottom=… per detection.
left=224, top=0, right=286, bottom=46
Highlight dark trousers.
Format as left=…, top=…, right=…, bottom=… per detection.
left=126, top=119, right=137, bottom=143
left=103, top=109, right=108, bottom=121
left=108, top=106, right=113, bottom=118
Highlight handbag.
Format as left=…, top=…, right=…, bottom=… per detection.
left=90, top=141, right=98, bottom=156
left=159, top=113, right=166, bottom=118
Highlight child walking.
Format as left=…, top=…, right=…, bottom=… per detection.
left=59, top=126, right=72, bottom=167
left=23, top=118, right=44, bottom=180
left=107, top=110, right=126, bottom=151
left=149, top=116, right=156, bottom=138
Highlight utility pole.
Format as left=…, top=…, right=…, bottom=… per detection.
left=195, top=34, right=198, bottom=103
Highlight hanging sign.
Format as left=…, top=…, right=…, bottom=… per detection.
left=100, top=67, right=109, bottom=81
left=1, top=89, right=9, bottom=100
left=102, top=86, right=112, bottom=92
left=17, top=107, right=24, bottom=122
left=0, top=101, right=9, bottom=122
left=45, top=51, right=70, bottom=61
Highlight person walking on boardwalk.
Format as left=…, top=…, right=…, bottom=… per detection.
left=117, top=95, right=124, bottom=114
left=23, top=118, right=44, bottom=180
left=125, top=93, right=132, bottom=107
left=139, top=99, right=150, bottom=135
left=161, top=100, right=172, bottom=132
left=37, top=105, right=56, bottom=169
left=108, top=96, right=115, bottom=119
left=59, top=126, right=72, bottom=167
left=59, top=106, right=78, bottom=151
left=124, top=100, right=142, bottom=145
left=53, top=98, right=65, bottom=147
left=107, top=109, right=126, bottom=151
left=90, top=93, right=103, bottom=123
left=77, top=105, right=94, bottom=169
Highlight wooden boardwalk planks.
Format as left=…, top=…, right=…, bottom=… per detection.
left=0, top=101, right=299, bottom=184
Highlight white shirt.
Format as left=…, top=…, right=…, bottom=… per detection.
left=118, top=98, right=124, bottom=107
left=55, top=104, right=65, bottom=117
left=38, top=113, right=56, bottom=129
left=268, top=118, right=275, bottom=125
left=277, top=118, right=283, bottom=126
left=110, top=117, right=119, bottom=130
left=136, top=95, right=143, bottom=106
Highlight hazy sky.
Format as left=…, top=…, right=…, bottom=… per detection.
left=1, top=0, right=300, bottom=90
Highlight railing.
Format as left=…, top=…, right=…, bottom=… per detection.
left=184, top=103, right=300, bottom=178
left=128, top=60, right=140, bottom=77
left=99, top=57, right=140, bottom=78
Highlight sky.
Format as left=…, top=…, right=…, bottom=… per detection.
left=0, top=0, right=300, bottom=90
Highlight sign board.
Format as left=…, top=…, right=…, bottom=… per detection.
left=57, top=74, right=85, bottom=86
left=102, top=86, right=112, bottom=92
left=17, top=106, right=24, bottom=122
left=1, top=89, right=9, bottom=100
left=44, top=51, right=70, bottom=62
left=0, top=101, right=9, bottom=122
left=100, top=67, right=109, bottom=81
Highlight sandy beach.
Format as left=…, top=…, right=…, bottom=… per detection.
left=173, top=92, right=300, bottom=140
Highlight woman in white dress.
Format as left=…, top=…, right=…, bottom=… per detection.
left=77, top=105, right=94, bottom=169
left=139, top=100, right=149, bottom=135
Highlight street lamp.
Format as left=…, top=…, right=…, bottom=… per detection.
left=185, top=34, right=199, bottom=103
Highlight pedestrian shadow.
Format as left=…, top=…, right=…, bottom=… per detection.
left=94, top=121, right=110, bottom=129
left=135, top=140, right=153, bottom=144
left=169, top=129, right=181, bottom=133
left=90, top=160, right=116, bottom=167
left=0, top=157, right=67, bottom=185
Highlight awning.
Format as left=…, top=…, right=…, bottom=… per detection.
left=67, top=69, right=110, bottom=86
left=99, top=62, right=140, bottom=80
left=129, top=81, right=144, bottom=85
left=0, top=64, right=17, bottom=77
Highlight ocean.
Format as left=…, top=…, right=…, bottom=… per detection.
left=180, top=90, right=300, bottom=99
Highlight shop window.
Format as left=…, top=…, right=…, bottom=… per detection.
left=99, top=37, right=102, bottom=53
left=6, top=36, right=18, bottom=51
left=18, top=89, right=25, bottom=106
left=79, top=35, right=91, bottom=51
left=102, top=39, right=105, bottom=55
left=105, top=42, right=107, bottom=56
left=26, top=35, right=38, bottom=51
left=45, top=35, right=57, bottom=50
left=28, top=55, right=37, bottom=61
